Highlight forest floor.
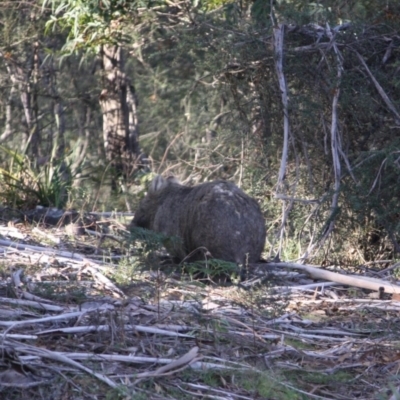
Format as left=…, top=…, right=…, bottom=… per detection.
left=0, top=211, right=399, bottom=400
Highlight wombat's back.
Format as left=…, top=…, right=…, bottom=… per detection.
left=180, top=181, right=265, bottom=264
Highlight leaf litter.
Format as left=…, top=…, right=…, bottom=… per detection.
left=0, top=212, right=399, bottom=399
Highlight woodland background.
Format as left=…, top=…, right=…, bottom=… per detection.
left=1, top=2, right=400, bottom=399
left=1, top=0, right=400, bottom=266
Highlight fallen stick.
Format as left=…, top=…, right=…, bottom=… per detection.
left=268, top=262, right=400, bottom=294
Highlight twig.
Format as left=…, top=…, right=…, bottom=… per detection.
left=37, top=324, right=194, bottom=338
left=355, top=51, right=400, bottom=124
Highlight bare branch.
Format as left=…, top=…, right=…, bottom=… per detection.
left=355, top=51, right=400, bottom=125
left=272, top=24, right=290, bottom=191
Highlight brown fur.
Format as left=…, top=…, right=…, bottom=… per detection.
left=129, top=175, right=266, bottom=264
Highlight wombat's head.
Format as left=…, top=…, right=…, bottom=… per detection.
left=130, top=175, right=180, bottom=229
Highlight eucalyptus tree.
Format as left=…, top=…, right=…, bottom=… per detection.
left=41, top=0, right=154, bottom=179
left=40, top=0, right=236, bottom=180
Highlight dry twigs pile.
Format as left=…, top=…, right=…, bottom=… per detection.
left=0, top=215, right=400, bottom=399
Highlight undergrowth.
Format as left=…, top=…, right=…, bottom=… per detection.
left=0, top=146, right=75, bottom=209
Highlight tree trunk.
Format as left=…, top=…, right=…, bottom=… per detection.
left=0, top=43, right=41, bottom=158
left=99, top=45, right=142, bottom=180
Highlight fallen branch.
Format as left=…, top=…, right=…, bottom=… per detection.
left=269, top=262, right=400, bottom=294
left=37, top=324, right=194, bottom=338
left=9, top=343, right=117, bottom=389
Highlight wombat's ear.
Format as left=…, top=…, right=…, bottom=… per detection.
left=166, top=176, right=180, bottom=185
left=149, top=175, right=168, bottom=193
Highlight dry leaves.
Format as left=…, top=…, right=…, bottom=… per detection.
left=0, top=217, right=399, bottom=399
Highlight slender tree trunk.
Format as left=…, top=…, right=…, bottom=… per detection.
left=0, top=84, right=15, bottom=142
left=0, top=44, right=41, bottom=158
left=29, top=41, right=41, bottom=158
left=99, top=45, right=142, bottom=180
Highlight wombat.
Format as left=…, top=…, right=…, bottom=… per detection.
left=129, top=175, right=266, bottom=265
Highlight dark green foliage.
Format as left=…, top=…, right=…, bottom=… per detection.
left=181, top=258, right=240, bottom=281
left=0, top=146, right=73, bottom=209
left=128, top=226, right=182, bottom=256
left=341, top=142, right=400, bottom=258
